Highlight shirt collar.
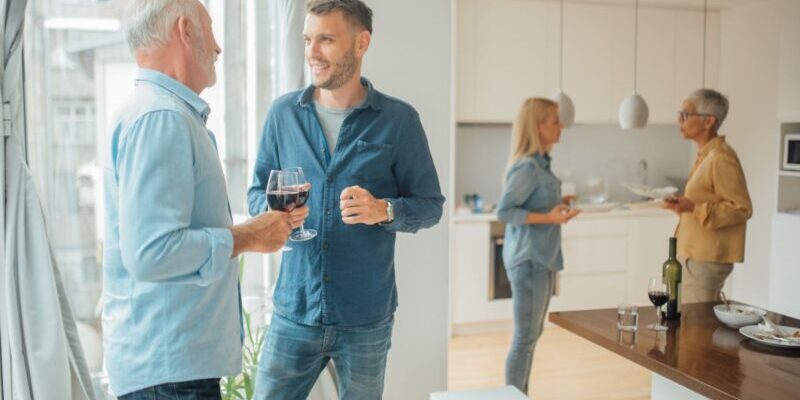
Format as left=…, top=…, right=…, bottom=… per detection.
left=297, top=77, right=382, bottom=111
left=135, top=68, right=211, bottom=122
left=697, top=135, right=725, bottom=159
left=533, top=152, right=551, bottom=169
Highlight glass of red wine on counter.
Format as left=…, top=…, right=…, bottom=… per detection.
left=283, top=167, right=317, bottom=242
left=266, top=169, right=300, bottom=251
left=647, top=277, right=669, bottom=331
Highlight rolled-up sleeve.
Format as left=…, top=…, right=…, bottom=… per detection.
left=497, top=162, right=539, bottom=226
left=116, top=111, right=233, bottom=286
left=381, top=111, right=445, bottom=233
left=692, top=154, right=753, bottom=230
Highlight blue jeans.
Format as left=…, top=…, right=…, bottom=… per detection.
left=255, top=313, right=394, bottom=400
left=504, top=262, right=555, bottom=394
left=118, top=378, right=221, bottom=400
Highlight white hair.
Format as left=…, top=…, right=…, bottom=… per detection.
left=123, top=0, right=203, bottom=54
left=687, top=89, right=730, bottom=132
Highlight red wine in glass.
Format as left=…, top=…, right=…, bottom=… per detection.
left=267, top=190, right=299, bottom=212
left=294, top=187, right=309, bottom=207
left=647, top=277, right=669, bottom=331
left=648, top=291, right=669, bottom=308
left=283, top=167, right=317, bottom=242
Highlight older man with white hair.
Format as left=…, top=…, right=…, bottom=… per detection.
left=664, top=89, right=752, bottom=304
left=103, top=0, right=307, bottom=398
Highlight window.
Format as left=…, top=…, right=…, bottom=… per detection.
left=22, top=0, right=263, bottom=380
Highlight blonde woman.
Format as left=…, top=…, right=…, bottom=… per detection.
left=497, top=98, right=580, bottom=394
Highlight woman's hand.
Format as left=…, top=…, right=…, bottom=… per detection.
left=562, top=195, right=576, bottom=207
left=546, top=204, right=581, bottom=224
left=662, top=195, right=695, bottom=214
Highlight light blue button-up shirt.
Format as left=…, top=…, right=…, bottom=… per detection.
left=102, top=69, right=241, bottom=396
left=497, top=153, right=564, bottom=271
left=247, top=78, right=444, bottom=327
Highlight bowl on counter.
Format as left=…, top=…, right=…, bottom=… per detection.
left=713, top=304, right=766, bottom=328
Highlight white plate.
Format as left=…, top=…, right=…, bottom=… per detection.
left=575, top=202, right=619, bottom=213
left=621, top=183, right=678, bottom=200
left=739, top=324, right=800, bottom=348
left=625, top=199, right=664, bottom=209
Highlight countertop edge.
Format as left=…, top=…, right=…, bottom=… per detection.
left=453, top=207, right=676, bottom=223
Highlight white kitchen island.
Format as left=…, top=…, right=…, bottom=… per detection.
left=451, top=207, right=678, bottom=335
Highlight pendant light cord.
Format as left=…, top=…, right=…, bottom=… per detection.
left=702, top=0, right=708, bottom=88
left=633, top=0, right=639, bottom=93
left=559, top=0, right=565, bottom=90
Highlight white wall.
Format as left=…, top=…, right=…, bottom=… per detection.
left=719, top=1, right=782, bottom=308
left=362, top=0, right=451, bottom=398
left=769, top=0, right=800, bottom=318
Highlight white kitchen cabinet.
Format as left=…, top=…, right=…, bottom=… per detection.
left=455, top=0, right=721, bottom=124
left=451, top=209, right=678, bottom=332
left=457, top=0, right=559, bottom=123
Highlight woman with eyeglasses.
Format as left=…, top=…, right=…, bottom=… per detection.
left=496, top=98, right=580, bottom=394
left=664, top=89, right=752, bottom=304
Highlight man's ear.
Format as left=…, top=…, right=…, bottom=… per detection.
left=176, top=16, right=193, bottom=48
left=355, top=30, right=371, bottom=57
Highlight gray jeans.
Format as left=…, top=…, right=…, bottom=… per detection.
left=504, top=262, right=555, bottom=394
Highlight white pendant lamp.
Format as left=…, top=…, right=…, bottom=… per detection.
left=551, top=0, right=575, bottom=127
left=619, top=0, right=649, bottom=130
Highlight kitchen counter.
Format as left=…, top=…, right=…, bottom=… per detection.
left=452, top=205, right=674, bottom=223
left=549, top=302, right=800, bottom=400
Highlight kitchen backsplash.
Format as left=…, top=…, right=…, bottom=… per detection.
left=456, top=123, right=692, bottom=208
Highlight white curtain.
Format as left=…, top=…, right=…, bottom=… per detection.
left=273, top=0, right=307, bottom=96
left=0, top=0, right=96, bottom=398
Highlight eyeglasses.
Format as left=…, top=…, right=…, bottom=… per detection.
left=677, top=111, right=712, bottom=123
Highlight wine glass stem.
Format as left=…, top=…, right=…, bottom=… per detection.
left=656, top=306, right=662, bottom=326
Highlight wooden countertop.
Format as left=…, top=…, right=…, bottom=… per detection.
left=549, top=302, right=800, bottom=400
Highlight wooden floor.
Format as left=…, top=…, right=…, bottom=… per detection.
left=448, top=326, right=652, bottom=399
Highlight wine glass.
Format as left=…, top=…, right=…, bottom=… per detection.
left=266, top=170, right=299, bottom=251
left=647, top=277, right=669, bottom=331
left=283, top=167, right=317, bottom=242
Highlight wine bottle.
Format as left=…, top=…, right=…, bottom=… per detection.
left=662, top=237, right=682, bottom=320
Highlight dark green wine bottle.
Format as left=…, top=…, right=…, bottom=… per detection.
left=662, top=237, right=682, bottom=319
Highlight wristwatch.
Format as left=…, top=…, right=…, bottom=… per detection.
left=382, top=200, right=394, bottom=224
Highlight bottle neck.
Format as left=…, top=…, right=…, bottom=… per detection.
left=669, top=237, right=677, bottom=260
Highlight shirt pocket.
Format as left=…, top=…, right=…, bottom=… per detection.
left=352, top=140, right=395, bottom=181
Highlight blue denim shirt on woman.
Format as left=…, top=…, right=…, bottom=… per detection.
left=247, top=78, right=445, bottom=327
left=497, top=153, right=564, bottom=271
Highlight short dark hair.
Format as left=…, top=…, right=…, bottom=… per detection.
left=306, top=0, right=373, bottom=34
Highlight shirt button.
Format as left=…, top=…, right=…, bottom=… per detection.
left=327, top=176, right=332, bottom=183
left=324, top=275, right=331, bottom=283
left=325, top=208, right=331, bottom=216
left=323, top=242, right=329, bottom=251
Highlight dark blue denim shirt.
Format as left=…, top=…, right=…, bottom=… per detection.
left=247, top=78, right=445, bottom=327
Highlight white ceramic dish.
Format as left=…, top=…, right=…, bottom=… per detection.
left=713, top=304, right=766, bottom=328
left=624, top=199, right=664, bottom=209
left=621, top=183, right=678, bottom=200
left=574, top=202, right=618, bottom=213
left=739, top=324, right=800, bottom=349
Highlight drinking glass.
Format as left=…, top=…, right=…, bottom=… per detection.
left=647, top=277, right=669, bottom=331
left=617, top=304, right=639, bottom=332
left=283, top=167, right=317, bottom=241
left=266, top=169, right=299, bottom=251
